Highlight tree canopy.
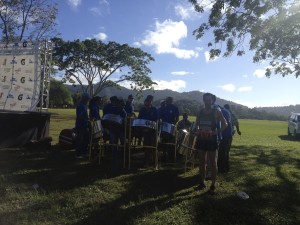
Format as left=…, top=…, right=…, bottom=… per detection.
left=189, top=0, right=300, bottom=77
left=51, top=38, right=156, bottom=97
left=49, top=79, right=73, bottom=107
left=0, top=0, right=58, bottom=43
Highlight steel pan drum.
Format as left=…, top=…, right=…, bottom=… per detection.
left=178, top=132, right=197, bottom=156
left=160, top=122, right=176, bottom=138
left=59, top=128, right=76, bottom=149
left=132, top=119, right=157, bottom=133
left=101, top=114, right=123, bottom=131
left=176, top=129, right=188, bottom=152
left=92, top=120, right=102, bottom=138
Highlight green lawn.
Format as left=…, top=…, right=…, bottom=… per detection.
left=0, top=109, right=299, bottom=225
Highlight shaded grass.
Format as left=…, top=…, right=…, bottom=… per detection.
left=0, top=111, right=299, bottom=225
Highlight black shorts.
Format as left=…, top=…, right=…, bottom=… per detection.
left=195, top=139, right=218, bottom=152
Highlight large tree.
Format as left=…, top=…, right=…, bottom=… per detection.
left=0, top=0, right=58, bottom=43
left=49, top=79, right=73, bottom=107
left=51, top=38, right=156, bottom=97
left=189, top=0, right=300, bottom=77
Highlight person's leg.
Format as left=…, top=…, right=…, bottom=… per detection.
left=75, top=129, right=84, bottom=157
left=82, top=128, right=90, bottom=156
left=225, top=138, right=232, bottom=172
left=208, top=150, right=217, bottom=185
left=199, top=149, right=207, bottom=188
left=218, top=140, right=226, bottom=172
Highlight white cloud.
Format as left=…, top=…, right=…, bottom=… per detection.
left=141, top=19, right=199, bottom=59
left=93, top=32, right=108, bottom=41
left=152, top=80, right=186, bottom=91
left=132, top=42, right=142, bottom=47
left=238, top=86, right=252, bottom=92
left=119, top=79, right=186, bottom=92
left=204, top=51, right=219, bottom=62
left=174, top=3, right=200, bottom=20
left=90, top=0, right=110, bottom=16
left=90, top=7, right=102, bottom=16
left=68, top=0, right=81, bottom=9
left=253, top=69, right=266, bottom=78
left=171, top=71, right=193, bottom=76
left=218, top=84, right=235, bottom=92
left=242, top=74, right=248, bottom=78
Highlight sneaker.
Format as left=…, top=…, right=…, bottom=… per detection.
left=208, top=184, right=216, bottom=195
left=197, top=182, right=207, bottom=190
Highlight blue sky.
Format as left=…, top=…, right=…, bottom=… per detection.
left=54, top=0, right=300, bottom=108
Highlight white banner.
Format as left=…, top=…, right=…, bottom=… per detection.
left=0, top=43, right=41, bottom=111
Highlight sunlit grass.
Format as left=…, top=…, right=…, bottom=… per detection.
left=0, top=109, right=299, bottom=225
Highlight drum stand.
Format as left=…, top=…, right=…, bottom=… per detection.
left=127, top=118, right=159, bottom=170
left=158, top=130, right=178, bottom=163
left=89, top=119, right=127, bottom=169
left=177, top=133, right=199, bottom=173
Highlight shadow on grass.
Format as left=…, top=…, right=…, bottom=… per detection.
left=0, top=143, right=299, bottom=225
left=278, top=134, right=300, bottom=141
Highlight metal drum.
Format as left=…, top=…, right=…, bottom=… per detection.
left=132, top=119, right=157, bottom=133
left=176, top=129, right=188, bottom=152
left=178, top=132, right=197, bottom=156
left=59, top=128, right=76, bottom=149
left=160, top=122, right=176, bottom=138
left=101, top=114, right=124, bottom=132
left=92, top=120, right=102, bottom=138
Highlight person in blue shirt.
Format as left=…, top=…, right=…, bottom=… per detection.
left=138, top=95, right=158, bottom=167
left=103, top=96, right=118, bottom=116
left=159, top=96, right=179, bottom=162
left=124, top=94, right=135, bottom=117
left=217, top=106, right=233, bottom=173
left=104, top=98, right=127, bottom=165
left=160, top=96, right=179, bottom=124
left=89, top=96, right=102, bottom=121
left=75, top=92, right=91, bottom=158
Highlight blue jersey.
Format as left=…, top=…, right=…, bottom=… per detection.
left=138, top=106, right=158, bottom=121
left=75, top=102, right=89, bottom=129
left=89, top=104, right=101, bottom=120
left=160, top=104, right=179, bottom=124
left=124, top=101, right=134, bottom=115
left=220, top=107, right=233, bottom=139
left=108, top=106, right=127, bottom=119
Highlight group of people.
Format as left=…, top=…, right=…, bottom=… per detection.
left=74, top=91, right=241, bottom=194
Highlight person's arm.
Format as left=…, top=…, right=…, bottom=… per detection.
left=216, top=110, right=228, bottom=134
left=231, top=112, right=241, bottom=135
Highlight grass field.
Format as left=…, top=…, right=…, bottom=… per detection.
left=0, top=109, right=299, bottom=225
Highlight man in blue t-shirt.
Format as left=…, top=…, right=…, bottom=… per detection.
left=159, top=96, right=179, bottom=161
left=138, top=95, right=158, bottom=167
left=75, top=92, right=91, bottom=158
left=160, top=96, right=179, bottom=124
left=217, top=106, right=233, bottom=173
left=124, top=94, right=135, bottom=117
